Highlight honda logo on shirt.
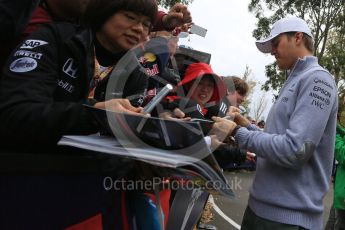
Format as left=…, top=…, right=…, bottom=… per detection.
left=63, top=58, right=78, bottom=78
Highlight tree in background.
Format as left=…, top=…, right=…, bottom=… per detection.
left=248, top=0, right=345, bottom=99
left=240, top=65, right=257, bottom=115
left=322, top=13, right=345, bottom=111
left=251, top=92, right=268, bottom=122
left=157, top=0, right=193, bottom=8
left=241, top=66, right=271, bottom=121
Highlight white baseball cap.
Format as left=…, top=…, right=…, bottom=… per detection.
left=256, top=16, right=313, bottom=53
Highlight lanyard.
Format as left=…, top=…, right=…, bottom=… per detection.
left=88, top=55, right=114, bottom=99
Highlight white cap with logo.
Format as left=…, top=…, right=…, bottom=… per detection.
left=256, top=16, right=313, bottom=53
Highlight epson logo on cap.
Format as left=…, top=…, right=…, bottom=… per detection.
left=10, top=57, right=38, bottom=73
left=20, top=40, right=48, bottom=49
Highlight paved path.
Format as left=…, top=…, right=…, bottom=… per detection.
left=209, top=170, right=333, bottom=230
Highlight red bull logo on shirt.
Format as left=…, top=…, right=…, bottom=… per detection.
left=139, top=52, right=160, bottom=76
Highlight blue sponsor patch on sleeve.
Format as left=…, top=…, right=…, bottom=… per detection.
left=9, top=57, right=38, bottom=73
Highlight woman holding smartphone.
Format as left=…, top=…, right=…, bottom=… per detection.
left=0, top=0, right=161, bottom=228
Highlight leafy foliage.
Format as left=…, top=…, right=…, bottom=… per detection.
left=157, top=0, right=193, bottom=8
left=321, top=14, right=345, bottom=110
left=248, top=0, right=345, bottom=99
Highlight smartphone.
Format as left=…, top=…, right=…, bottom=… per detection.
left=190, top=24, right=207, bottom=37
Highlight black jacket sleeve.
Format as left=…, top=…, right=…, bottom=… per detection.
left=213, top=145, right=247, bottom=168
left=0, top=24, right=98, bottom=147
left=205, top=99, right=230, bottom=119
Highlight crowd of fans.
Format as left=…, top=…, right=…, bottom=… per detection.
left=0, top=0, right=257, bottom=229
left=0, top=0, right=342, bottom=230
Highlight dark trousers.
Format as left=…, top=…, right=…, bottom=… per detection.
left=241, top=206, right=307, bottom=230
left=335, top=208, right=345, bottom=230
left=325, top=205, right=336, bottom=230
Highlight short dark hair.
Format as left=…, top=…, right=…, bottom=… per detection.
left=201, top=74, right=216, bottom=84
left=223, top=76, right=249, bottom=96
left=83, top=0, right=158, bottom=32
left=258, top=120, right=265, bottom=126
left=285, top=32, right=314, bottom=53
